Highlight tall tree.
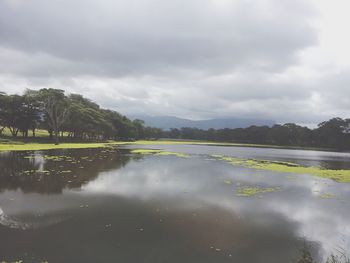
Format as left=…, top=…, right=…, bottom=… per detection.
left=38, top=89, right=69, bottom=144
left=0, top=94, right=25, bottom=137
left=0, top=92, right=7, bottom=136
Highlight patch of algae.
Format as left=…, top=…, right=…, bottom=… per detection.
left=319, top=193, right=336, bottom=199
left=130, top=149, right=190, bottom=158
left=212, top=155, right=350, bottom=183
left=236, top=186, right=280, bottom=197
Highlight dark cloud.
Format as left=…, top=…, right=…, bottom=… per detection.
left=0, top=0, right=316, bottom=76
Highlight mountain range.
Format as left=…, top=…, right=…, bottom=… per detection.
left=130, top=115, right=275, bottom=130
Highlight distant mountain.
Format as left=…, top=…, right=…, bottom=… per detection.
left=130, top=115, right=275, bottom=130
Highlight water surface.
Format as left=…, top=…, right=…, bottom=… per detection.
left=0, top=145, right=349, bottom=262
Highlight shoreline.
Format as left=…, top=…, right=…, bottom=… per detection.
left=0, top=138, right=339, bottom=153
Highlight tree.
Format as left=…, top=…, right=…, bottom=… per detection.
left=133, top=119, right=145, bottom=139
left=314, top=118, right=347, bottom=149
left=0, top=92, right=7, bottom=136
left=0, top=94, right=25, bottom=137
left=37, top=89, right=69, bottom=144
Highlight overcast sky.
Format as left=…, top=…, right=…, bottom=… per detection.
left=0, top=0, right=349, bottom=125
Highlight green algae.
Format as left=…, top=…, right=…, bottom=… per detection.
left=319, top=193, right=337, bottom=199
left=130, top=149, right=190, bottom=158
left=236, top=186, right=280, bottom=197
left=224, top=180, right=232, bottom=185
left=130, top=149, right=162, bottom=154
left=156, top=151, right=190, bottom=158
left=213, top=155, right=350, bottom=183
left=22, top=170, right=50, bottom=175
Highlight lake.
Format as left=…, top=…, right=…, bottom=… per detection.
left=0, top=144, right=349, bottom=262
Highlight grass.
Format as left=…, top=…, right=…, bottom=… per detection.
left=296, top=242, right=350, bottom=263
left=1, top=128, right=334, bottom=152
left=0, top=142, right=119, bottom=152
left=0, top=138, right=333, bottom=152
left=213, top=155, right=350, bottom=183
left=1, top=127, right=68, bottom=138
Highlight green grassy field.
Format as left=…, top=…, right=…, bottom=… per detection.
left=1, top=127, right=68, bottom=138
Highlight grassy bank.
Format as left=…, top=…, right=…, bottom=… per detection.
left=0, top=137, right=339, bottom=152
left=0, top=139, right=334, bottom=152
left=0, top=141, right=122, bottom=151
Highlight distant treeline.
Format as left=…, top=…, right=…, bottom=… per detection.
left=162, top=118, right=350, bottom=150
left=0, top=89, right=349, bottom=150
left=0, top=89, right=162, bottom=144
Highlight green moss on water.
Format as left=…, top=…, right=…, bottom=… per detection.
left=213, top=156, right=350, bottom=183
left=130, top=149, right=190, bottom=158
left=156, top=151, right=190, bottom=158
left=319, top=193, right=336, bottom=199
left=236, top=186, right=280, bottom=197
left=130, top=149, right=162, bottom=154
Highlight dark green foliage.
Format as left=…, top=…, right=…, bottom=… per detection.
left=0, top=89, right=161, bottom=143
left=162, top=118, right=350, bottom=150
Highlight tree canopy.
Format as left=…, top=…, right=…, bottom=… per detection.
left=0, top=89, right=162, bottom=143
left=161, top=118, right=350, bottom=150
left=0, top=89, right=349, bottom=150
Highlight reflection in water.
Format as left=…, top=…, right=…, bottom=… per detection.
left=0, top=146, right=349, bottom=262
left=0, top=207, right=29, bottom=230
left=0, top=148, right=133, bottom=193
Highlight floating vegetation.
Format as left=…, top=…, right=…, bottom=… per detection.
left=319, top=193, right=336, bottom=199
left=130, top=149, right=190, bottom=158
left=224, top=180, right=232, bottom=185
left=130, top=149, right=162, bottom=155
left=22, top=170, right=50, bottom=175
left=212, top=155, right=350, bottom=183
left=236, top=185, right=280, bottom=197
left=43, top=155, right=65, bottom=161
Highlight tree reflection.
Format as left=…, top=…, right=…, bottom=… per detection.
left=0, top=148, right=135, bottom=194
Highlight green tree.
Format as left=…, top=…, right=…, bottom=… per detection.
left=37, top=89, right=69, bottom=144
left=0, top=94, right=25, bottom=137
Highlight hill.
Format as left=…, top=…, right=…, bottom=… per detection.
left=130, top=115, right=275, bottom=130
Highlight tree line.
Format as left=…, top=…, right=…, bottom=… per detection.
left=162, top=118, right=350, bottom=150
left=1, top=89, right=349, bottom=150
left=0, top=89, right=162, bottom=144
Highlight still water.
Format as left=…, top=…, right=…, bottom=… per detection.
left=0, top=144, right=349, bottom=262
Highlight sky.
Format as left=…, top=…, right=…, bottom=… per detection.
left=0, top=0, right=349, bottom=126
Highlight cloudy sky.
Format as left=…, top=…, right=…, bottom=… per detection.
left=0, top=0, right=349, bottom=125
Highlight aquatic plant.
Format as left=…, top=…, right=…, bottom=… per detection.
left=130, top=149, right=190, bottom=158
left=213, top=155, right=350, bottom=183
left=295, top=242, right=350, bottom=263
left=236, top=185, right=280, bottom=197
left=319, top=193, right=336, bottom=199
